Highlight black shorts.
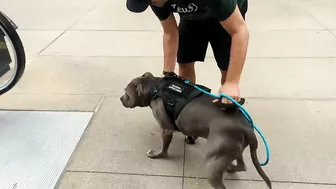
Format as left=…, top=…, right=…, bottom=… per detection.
left=177, top=15, right=246, bottom=71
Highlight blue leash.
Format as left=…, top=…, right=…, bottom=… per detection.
left=184, top=80, right=270, bottom=166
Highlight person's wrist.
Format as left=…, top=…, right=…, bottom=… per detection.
left=225, top=67, right=242, bottom=85
left=223, top=78, right=240, bottom=85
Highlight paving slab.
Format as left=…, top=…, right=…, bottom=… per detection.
left=66, top=96, right=185, bottom=177
left=56, top=172, right=182, bottom=189
left=246, top=0, right=324, bottom=31
left=40, top=30, right=163, bottom=57
left=184, top=99, right=336, bottom=184
left=40, top=30, right=336, bottom=58
left=0, top=0, right=100, bottom=30
left=7, top=56, right=164, bottom=95
left=246, top=30, right=336, bottom=57
left=293, top=0, right=336, bottom=30
left=71, top=0, right=162, bottom=31
left=9, top=56, right=336, bottom=99
left=0, top=93, right=102, bottom=111
left=185, top=178, right=336, bottom=189
left=71, top=0, right=328, bottom=31
left=16, top=30, right=63, bottom=62
left=238, top=58, right=336, bottom=99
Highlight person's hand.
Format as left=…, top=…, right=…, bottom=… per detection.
left=213, top=82, right=241, bottom=104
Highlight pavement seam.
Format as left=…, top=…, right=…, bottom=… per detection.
left=53, top=96, right=105, bottom=189
left=53, top=110, right=97, bottom=189
left=66, top=170, right=183, bottom=179
left=295, top=1, right=336, bottom=39
left=94, top=96, right=105, bottom=113
left=31, top=0, right=104, bottom=58
left=181, top=141, right=187, bottom=189
left=66, top=0, right=105, bottom=31
left=65, top=170, right=336, bottom=186
left=35, top=30, right=67, bottom=56
left=26, top=55, right=38, bottom=65
left=330, top=30, right=336, bottom=38
left=36, top=54, right=336, bottom=59
left=25, top=30, right=67, bottom=65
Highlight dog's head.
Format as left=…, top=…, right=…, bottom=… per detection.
left=120, top=72, right=156, bottom=108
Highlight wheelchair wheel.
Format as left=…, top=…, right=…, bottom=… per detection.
left=0, top=11, right=26, bottom=95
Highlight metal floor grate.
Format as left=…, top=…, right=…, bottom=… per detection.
left=0, top=110, right=93, bottom=189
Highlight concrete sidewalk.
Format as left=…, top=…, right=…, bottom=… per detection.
left=1, top=0, right=336, bottom=188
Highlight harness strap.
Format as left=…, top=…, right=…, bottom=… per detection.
left=151, top=72, right=211, bottom=132
left=151, top=84, right=180, bottom=131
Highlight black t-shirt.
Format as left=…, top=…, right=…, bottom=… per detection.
left=150, top=0, right=247, bottom=21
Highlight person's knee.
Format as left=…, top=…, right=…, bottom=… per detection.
left=178, top=63, right=196, bottom=83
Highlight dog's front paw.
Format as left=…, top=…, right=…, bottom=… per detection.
left=147, top=149, right=167, bottom=159
left=147, top=149, right=156, bottom=157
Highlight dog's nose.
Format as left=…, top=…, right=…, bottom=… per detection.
left=120, top=95, right=128, bottom=102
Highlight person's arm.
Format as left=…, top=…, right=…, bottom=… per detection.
left=160, top=14, right=179, bottom=73
left=150, top=6, right=178, bottom=74
left=208, top=0, right=249, bottom=84
left=208, top=0, right=249, bottom=103
left=220, top=5, right=249, bottom=84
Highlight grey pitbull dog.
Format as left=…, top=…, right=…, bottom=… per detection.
left=120, top=72, right=272, bottom=189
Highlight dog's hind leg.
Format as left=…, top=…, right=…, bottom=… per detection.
left=205, top=155, right=232, bottom=189
left=204, top=136, right=236, bottom=189
left=227, top=154, right=247, bottom=173
left=185, top=136, right=198, bottom=144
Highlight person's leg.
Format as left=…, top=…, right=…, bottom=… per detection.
left=177, top=19, right=208, bottom=84
left=177, top=19, right=209, bottom=144
left=208, top=18, right=231, bottom=88
left=178, top=62, right=196, bottom=83
left=210, top=9, right=247, bottom=87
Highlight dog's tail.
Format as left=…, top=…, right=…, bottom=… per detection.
left=243, top=127, right=272, bottom=189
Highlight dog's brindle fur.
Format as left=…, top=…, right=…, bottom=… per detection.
left=120, top=72, right=272, bottom=189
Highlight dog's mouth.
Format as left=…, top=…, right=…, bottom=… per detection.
left=120, top=94, right=136, bottom=108
left=120, top=94, right=129, bottom=106
left=124, top=93, right=129, bottom=99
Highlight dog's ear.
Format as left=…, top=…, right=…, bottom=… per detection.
left=133, top=78, right=146, bottom=96
left=136, top=83, right=144, bottom=96
left=141, top=72, right=154, bottom=78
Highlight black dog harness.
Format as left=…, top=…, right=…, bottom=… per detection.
left=150, top=72, right=211, bottom=131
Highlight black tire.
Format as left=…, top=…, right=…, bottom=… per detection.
left=0, top=11, right=26, bottom=95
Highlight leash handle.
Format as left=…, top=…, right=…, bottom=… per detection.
left=217, top=97, right=245, bottom=109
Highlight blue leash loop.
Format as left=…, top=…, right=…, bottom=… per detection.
left=184, top=80, right=270, bottom=166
